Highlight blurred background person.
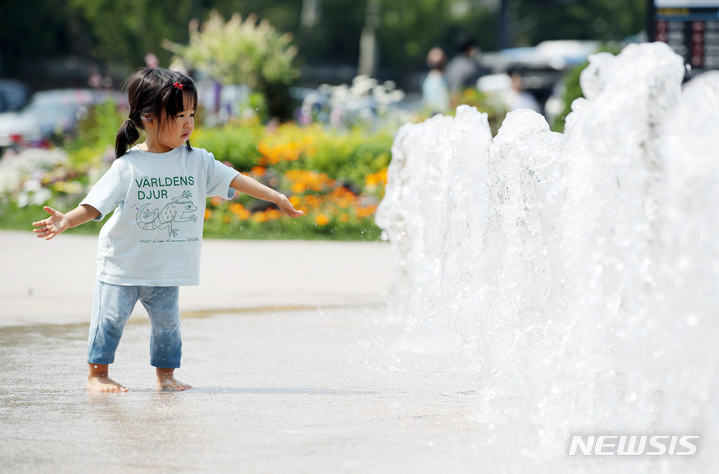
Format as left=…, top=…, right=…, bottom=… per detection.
left=445, top=35, right=484, bottom=92
left=505, top=67, right=540, bottom=112
left=421, top=47, right=450, bottom=115
left=144, top=52, right=159, bottom=69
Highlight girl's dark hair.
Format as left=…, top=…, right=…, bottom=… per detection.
left=115, top=68, right=198, bottom=158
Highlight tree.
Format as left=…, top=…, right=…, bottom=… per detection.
left=512, top=0, right=646, bottom=45
left=372, top=0, right=496, bottom=81
left=2, top=0, right=647, bottom=93
left=0, top=0, right=86, bottom=81
left=163, top=11, right=299, bottom=120
left=68, top=0, right=196, bottom=68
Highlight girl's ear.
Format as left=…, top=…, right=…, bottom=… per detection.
left=141, top=113, right=156, bottom=131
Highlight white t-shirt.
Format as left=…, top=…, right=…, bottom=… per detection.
left=81, top=145, right=239, bottom=286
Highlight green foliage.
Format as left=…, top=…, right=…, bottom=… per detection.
left=449, top=88, right=506, bottom=136
left=202, top=204, right=383, bottom=241
left=164, top=11, right=299, bottom=120
left=234, top=122, right=394, bottom=190
left=0, top=0, right=75, bottom=77
left=3, top=0, right=647, bottom=93
left=514, top=0, right=646, bottom=46
left=306, top=128, right=393, bottom=189
left=67, top=0, right=195, bottom=67
left=376, top=0, right=496, bottom=71
left=164, top=11, right=298, bottom=88
left=66, top=99, right=126, bottom=168
left=551, top=61, right=587, bottom=133
left=192, top=122, right=263, bottom=171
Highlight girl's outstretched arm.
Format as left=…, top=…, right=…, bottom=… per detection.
left=32, top=204, right=101, bottom=240
left=230, top=174, right=304, bottom=218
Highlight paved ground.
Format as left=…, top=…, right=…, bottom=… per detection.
left=0, top=230, right=679, bottom=473
left=0, top=231, right=496, bottom=473
left=0, top=230, right=395, bottom=327
left=1, top=306, right=502, bottom=473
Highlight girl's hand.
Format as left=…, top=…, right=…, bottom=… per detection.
left=276, top=195, right=304, bottom=218
left=32, top=206, right=69, bottom=240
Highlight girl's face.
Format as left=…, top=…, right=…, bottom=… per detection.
left=147, top=102, right=195, bottom=153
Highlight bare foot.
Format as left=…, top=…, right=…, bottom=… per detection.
left=87, top=375, right=128, bottom=392
left=156, top=368, right=192, bottom=391
left=87, top=364, right=128, bottom=392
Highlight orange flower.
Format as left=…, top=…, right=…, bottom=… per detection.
left=329, top=187, right=357, bottom=209
left=291, top=181, right=308, bottom=195
left=302, top=195, right=322, bottom=209
left=229, top=203, right=250, bottom=220
left=257, top=140, right=304, bottom=166
left=204, top=209, right=212, bottom=220
left=365, top=168, right=388, bottom=188
left=251, top=166, right=267, bottom=177
left=355, top=204, right=378, bottom=218
left=314, top=213, right=330, bottom=226
left=252, top=212, right=269, bottom=223
left=339, top=213, right=350, bottom=223
left=284, top=169, right=334, bottom=193
left=264, top=208, right=283, bottom=220
left=257, top=142, right=281, bottom=166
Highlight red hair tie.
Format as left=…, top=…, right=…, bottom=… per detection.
left=173, top=82, right=184, bottom=90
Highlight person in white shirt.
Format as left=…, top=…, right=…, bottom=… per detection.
left=505, top=67, right=540, bottom=113
left=32, top=68, right=303, bottom=393
left=421, top=47, right=450, bottom=115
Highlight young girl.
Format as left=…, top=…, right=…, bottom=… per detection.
left=32, top=68, right=303, bottom=392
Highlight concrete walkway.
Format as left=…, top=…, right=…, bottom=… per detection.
left=0, top=230, right=395, bottom=327
left=0, top=230, right=620, bottom=473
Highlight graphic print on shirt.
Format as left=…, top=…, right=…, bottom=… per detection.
left=136, top=190, right=198, bottom=237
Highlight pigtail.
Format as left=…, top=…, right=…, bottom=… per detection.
left=115, top=67, right=199, bottom=158
left=115, top=117, right=140, bottom=158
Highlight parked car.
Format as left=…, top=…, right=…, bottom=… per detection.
left=0, top=89, right=104, bottom=149
left=0, top=79, right=29, bottom=113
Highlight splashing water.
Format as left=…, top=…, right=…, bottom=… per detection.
left=376, top=42, right=719, bottom=470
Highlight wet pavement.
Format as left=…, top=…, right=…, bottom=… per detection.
left=0, top=306, right=498, bottom=473
left=0, top=231, right=659, bottom=473
left=0, top=231, right=492, bottom=473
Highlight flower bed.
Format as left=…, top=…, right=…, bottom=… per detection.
left=0, top=115, right=392, bottom=241
left=193, top=121, right=391, bottom=240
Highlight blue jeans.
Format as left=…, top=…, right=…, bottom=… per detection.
left=87, top=281, right=182, bottom=369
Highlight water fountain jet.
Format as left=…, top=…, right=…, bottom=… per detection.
left=377, top=42, right=718, bottom=471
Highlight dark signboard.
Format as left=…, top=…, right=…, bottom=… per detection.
left=649, top=0, right=719, bottom=74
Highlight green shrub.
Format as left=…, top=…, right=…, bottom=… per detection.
left=192, top=122, right=263, bottom=170
left=164, top=11, right=299, bottom=120
left=66, top=99, right=126, bottom=169
left=306, top=128, right=393, bottom=190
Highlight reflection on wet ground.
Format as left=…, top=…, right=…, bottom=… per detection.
left=0, top=307, right=494, bottom=473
